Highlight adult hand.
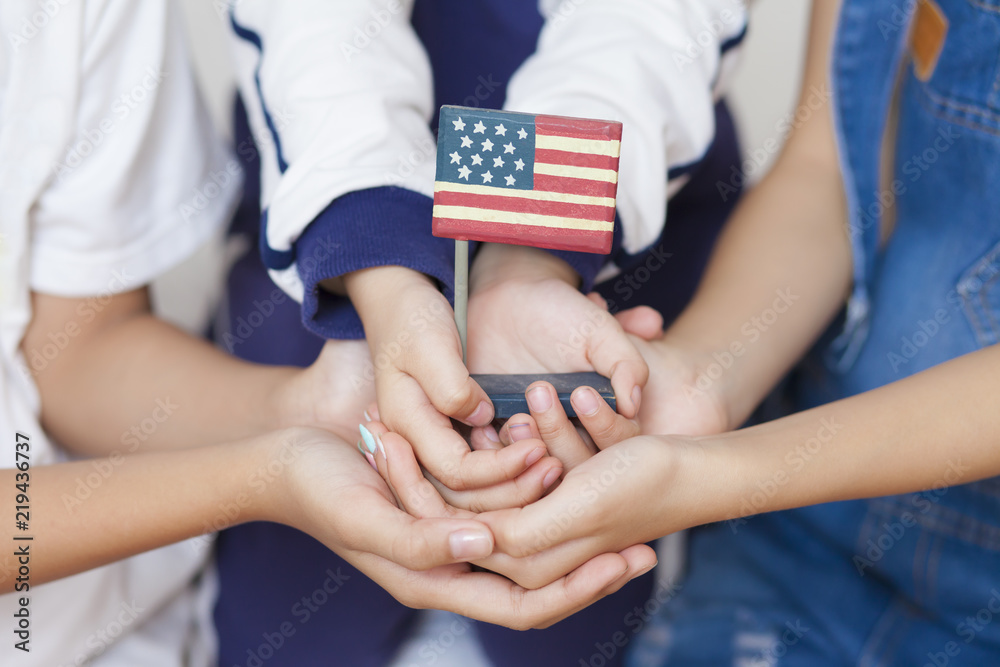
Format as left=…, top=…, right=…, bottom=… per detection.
left=273, top=427, right=656, bottom=628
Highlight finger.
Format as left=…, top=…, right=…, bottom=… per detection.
left=586, top=292, right=611, bottom=310
left=525, top=381, right=595, bottom=470
left=614, top=305, right=664, bottom=341
left=500, top=413, right=540, bottom=446
left=439, top=547, right=656, bottom=630
left=583, top=312, right=649, bottom=419
left=401, top=330, right=494, bottom=427
left=430, top=447, right=564, bottom=512
left=375, top=430, right=475, bottom=520
left=364, top=401, right=380, bottom=423
left=570, top=386, right=641, bottom=450
left=384, top=375, right=547, bottom=490
left=470, top=425, right=503, bottom=451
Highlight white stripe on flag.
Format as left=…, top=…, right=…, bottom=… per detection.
left=434, top=181, right=616, bottom=207
left=432, top=205, right=614, bottom=231
left=534, top=134, right=621, bottom=157
left=534, top=162, right=619, bottom=183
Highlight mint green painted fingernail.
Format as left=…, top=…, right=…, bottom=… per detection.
left=359, top=423, right=377, bottom=454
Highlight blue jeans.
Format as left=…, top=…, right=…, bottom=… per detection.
left=629, top=0, right=1000, bottom=665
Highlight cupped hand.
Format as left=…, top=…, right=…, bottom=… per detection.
left=342, top=266, right=554, bottom=506
left=468, top=244, right=660, bottom=418
left=273, top=427, right=656, bottom=629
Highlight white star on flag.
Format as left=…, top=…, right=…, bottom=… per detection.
left=457, top=165, right=472, bottom=180
left=481, top=138, right=494, bottom=151
left=514, top=158, right=525, bottom=171
left=481, top=170, right=493, bottom=183
left=493, top=156, right=504, bottom=168
left=453, top=117, right=466, bottom=131
left=449, top=151, right=462, bottom=164
left=505, top=174, right=516, bottom=186
left=503, top=142, right=515, bottom=154
left=495, top=124, right=507, bottom=136
left=460, top=135, right=473, bottom=148
left=471, top=154, right=483, bottom=166
left=517, top=127, right=528, bottom=140
left=473, top=121, right=487, bottom=134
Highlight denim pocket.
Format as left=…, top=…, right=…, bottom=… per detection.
left=956, top=238, right=1000, bottom=346
left=915, top=0, right=1000, bottom=134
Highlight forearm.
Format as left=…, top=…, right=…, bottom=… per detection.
left=659, top=0, right=850, bottom=427
left=27, top=300, right=294, bottom=454
left=2, top=433, right=280, bottom=591
left=684, top=344, right=1000, bottom=527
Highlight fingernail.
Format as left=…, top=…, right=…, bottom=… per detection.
left=357, top=440, right=367, bottom=457
left=526, top=386, right=552, bottom=413
left=525, top=446, right=545, bottom=467
left=364, top=452, right=378, bottom=471
left=363, top=409, right=372, bottom=422
left=633, top=561, right=657, bottom=579
left=467, top=400, right=493, bottom=426
left=484, top=425, right=500, bottom=443
left=449, top=529, right=493, bottom=561
left=509, top=423, right=532, bottom=443
left=374, top=432, right=386, bottom=458
left=572, top=387, right=601, bottom=417
left=542, top=467, right=561, bottom=489
left=631, top=386, right=642, bottom=413
left=359, top=424, right=377, bottom=454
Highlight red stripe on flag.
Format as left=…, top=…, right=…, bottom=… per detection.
left=433, top=191, right=614, bottom=223
left=433, top=217, right=613, bottom=254
left=535, top=116, right=623, bottom=142
left=534, top=174, right=619, bottom=199
left=535, top=149, right=620, bottom=171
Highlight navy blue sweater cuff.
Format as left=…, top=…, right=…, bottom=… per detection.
left=295, top=187, right=455, bottom=339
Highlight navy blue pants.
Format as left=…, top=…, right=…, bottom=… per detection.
left=213, top=98, right=742, bottom=667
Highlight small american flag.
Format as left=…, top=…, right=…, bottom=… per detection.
left=432, top=106, right=621, bottom=254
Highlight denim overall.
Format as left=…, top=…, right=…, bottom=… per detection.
left=628, top=0, right=1000, bottom=665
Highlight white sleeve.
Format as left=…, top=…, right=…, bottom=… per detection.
left=227, top=0, right=435, bottom=279
left=29, top=0, right=239, bottom=297
left=506, top=0, right=748, bottom=254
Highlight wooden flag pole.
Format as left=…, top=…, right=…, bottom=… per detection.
left=454, top=239, right=469, bottom=364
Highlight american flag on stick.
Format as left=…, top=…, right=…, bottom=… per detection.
left=432, top=106, right=621, bottom=254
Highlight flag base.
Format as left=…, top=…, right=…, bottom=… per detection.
left=472, top=372, right=615, bottom=420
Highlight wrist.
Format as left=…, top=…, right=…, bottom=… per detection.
left=471, top=244, right=580, bottom=292
left=344, top=265, right=438, bottom=330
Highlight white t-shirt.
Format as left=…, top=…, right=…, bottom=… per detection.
left=0, top=1, right=239, bottom=664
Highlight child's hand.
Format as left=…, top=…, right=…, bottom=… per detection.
left=468, top=245, right=657, bottom=419
left=340, top=266, right=557, bottom=509
left=272, top=427, right=656, bottom=627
